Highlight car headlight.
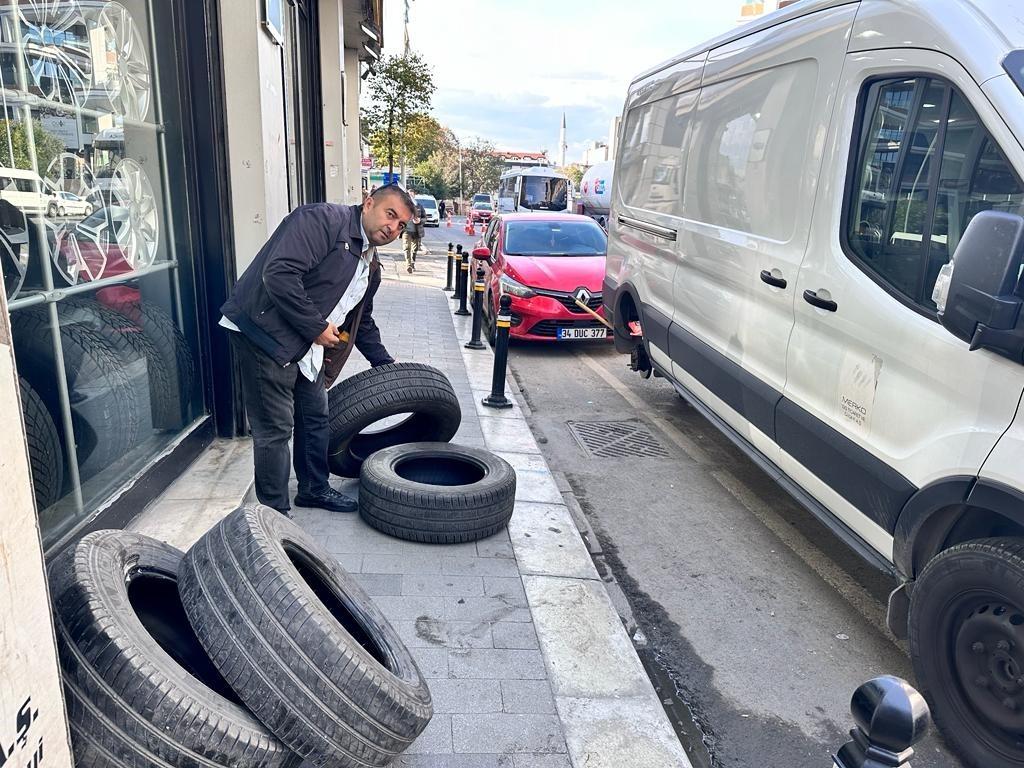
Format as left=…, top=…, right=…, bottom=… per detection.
left=499, top=274, right=536, bottom=299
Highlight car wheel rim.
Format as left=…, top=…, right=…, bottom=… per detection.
left=98, top=1, right=150, bottom=121
left=4, top=0, right=91, bottom=106
left=109, top=158, right=158, bottom=269
left=944, top=593, right=1024, bottom=756
left=46, top=152, right=95, bottom=199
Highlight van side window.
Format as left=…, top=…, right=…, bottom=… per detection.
left=847, top=77, right=1024, bottom=310
left=617, top=92, right=695, bottom=216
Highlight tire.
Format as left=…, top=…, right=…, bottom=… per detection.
left=178, top=505, right=433, bottom=768
left=359, top=442, right=516, bottom=544
left=58, top=206, right=65, bottom=217
left=49, top=530, right=296, bottom=768
left=89, top=298, right=195, bottom=430
left=12, top=306, right=141, bottom=482
left=328, top=362, right=461, bottom=477
left=19, top=376, right=64, bottom=509
left=909, top=538, right=1024, bottom=768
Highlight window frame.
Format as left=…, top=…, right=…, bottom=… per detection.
left=840, top=73, right=1023, bottom=322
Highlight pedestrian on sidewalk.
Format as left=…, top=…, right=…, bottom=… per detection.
left=403, top=195, right=426, bottom=273
left=219, top=185, right=416, bottom=516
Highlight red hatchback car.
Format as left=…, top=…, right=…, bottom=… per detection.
left=472, top=213, right=610, bottom=342
left=470, top=201, right=494, bottom=224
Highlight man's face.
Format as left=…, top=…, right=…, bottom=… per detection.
left=362, top=192, right=413, bottom=246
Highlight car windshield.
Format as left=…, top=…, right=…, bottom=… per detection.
left=474, top=202, right=492, bottom=211
left=504, top=220, right=607, bottom=256
left=416, top=198, right=437, bottom=210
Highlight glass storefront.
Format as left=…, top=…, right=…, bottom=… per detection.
left=0, top=0, right=204, bottom=546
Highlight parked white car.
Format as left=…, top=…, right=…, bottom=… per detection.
left=603, top=2, right=1024, bottom=766
left=48, top=191, right=94, bottom=218
left=0, top=167, right=52, bottom=216
left=414, top=195, right=440, bottom=227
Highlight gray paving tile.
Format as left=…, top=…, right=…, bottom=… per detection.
left=395, top=618, right=494, bottom=650
left=512, top=756, right=572, bottom=768
left=479, top=419, right=539, bottom=454
left=403, top=575, right=485, bottom=597
left=476, top=536, right=515, bottom=559
left=484, top=577, right=527, bottom=601
left=403, top=713, right=453, bottom=754
left=492, top=621, right=539, bottom=650
left=374, top=595, right=446, bottom=621
left=362, top=553, right=445, bottom=575
left=426, top=679, right=503, bottom=714
left=449, top=649, right=547, bottom=680
left=501, top=680, right=556, bottom=714
left=409, top=647, right=449, bottom=679
left=394, top=756, right=514, bottom=768
left=443, top=555, right=520, bottom=577
left=353, top=573, right=403, bottom=595
left=446, top=596, right=532, bottom=623
left=451, top=714, right=566, bottom=754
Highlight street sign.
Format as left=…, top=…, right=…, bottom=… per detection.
left=360, top=156, right=372, bottom=171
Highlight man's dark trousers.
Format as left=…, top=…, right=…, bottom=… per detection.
left=230, top=332, right=330, bottom=512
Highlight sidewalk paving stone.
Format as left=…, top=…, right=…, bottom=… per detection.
left=501, top=679, right=555, bottom=714
left=451, top=713, right=566, bottom=755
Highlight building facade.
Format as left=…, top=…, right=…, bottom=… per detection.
left=0, top=0, right=381, bottom=554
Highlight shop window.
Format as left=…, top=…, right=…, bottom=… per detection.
left=0, top=0, right=204, bottom=545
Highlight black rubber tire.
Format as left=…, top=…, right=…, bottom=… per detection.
left=327, top=362, right=461, bottom=477
left=12, top=306, right=140, bottom=481
left=81, top=298, right=195, bottom=431
left=178, top=505, right=433, bottom=767
left=909, top=538, right=1024, bottom=768
left=49, top=530, right=296, bottom=768
left=19, top=376, right=64, bottom=509
left=359, top=442, right=516, bottom=544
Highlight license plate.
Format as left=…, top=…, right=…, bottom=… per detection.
left=557, top=327, right=607, bottom=339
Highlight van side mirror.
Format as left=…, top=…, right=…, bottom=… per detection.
left=938, top=210, right=1024, bottom=364
left=471, top=246, right=491, bottom=260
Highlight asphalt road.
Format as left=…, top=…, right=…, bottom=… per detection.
left=406, top=219, right=964, bottom=766
left=502, top=341, right=964, bottom=767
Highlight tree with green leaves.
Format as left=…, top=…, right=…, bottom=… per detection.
left=0, top=118, right=64, bottom=175
left=361, top=53, right=436, bottom=176
left=559, top=164, right=585, bottom=187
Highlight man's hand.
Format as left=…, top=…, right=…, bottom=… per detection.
left=316, top=322, right=341, bottom=348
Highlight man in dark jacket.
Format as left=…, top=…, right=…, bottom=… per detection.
left=220, top=185, right=416, bottom=515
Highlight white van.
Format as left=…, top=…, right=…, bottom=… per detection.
left=602, top=2, right=1024, bottom=765
left=0, top=167, right=53, bottom=216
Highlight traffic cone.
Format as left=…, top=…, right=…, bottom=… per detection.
left=468, top=219, right=476, bottom=236
left=446, top=211, right=452, bottom=228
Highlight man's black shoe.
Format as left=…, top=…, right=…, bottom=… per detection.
left=294, top=488, right=358, bottom=514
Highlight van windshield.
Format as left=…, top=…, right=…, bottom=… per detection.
left=519, top=176, right=568, bottom=212
left=504, top=220, right=606, bottom=256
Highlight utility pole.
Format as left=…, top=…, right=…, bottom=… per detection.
left=400, top=0, right=412, bottom=186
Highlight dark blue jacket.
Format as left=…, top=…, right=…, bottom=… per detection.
left=221, top=202, right=391, bottom=368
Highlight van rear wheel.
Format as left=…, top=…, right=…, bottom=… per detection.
left=909, top=538, right=1024, bottom=768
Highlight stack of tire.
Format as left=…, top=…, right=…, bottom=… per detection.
left=49, top=505, right=433, bottom=767
left=327, top=362, right=517, bottom=544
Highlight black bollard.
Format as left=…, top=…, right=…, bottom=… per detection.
left=833, top=676, right=930, bottom=768
left=444, top=242, right=455, bottom=292
left=482, top=294, right=513, bottom=409
left=455, top=251, right=471, bottom=316
left=451, top=244, right=464, bottom=299
left=465, top=265, right=487, bottom=350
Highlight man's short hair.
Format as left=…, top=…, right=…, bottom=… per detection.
left=371, top=184, right=416, bottom=219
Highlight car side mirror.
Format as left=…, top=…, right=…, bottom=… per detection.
left=938, top=210, right=1024, bottom=364
left=471, top=246, right=491, bottom=260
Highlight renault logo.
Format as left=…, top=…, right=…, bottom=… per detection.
left=574, top=287, right=592, bottom=304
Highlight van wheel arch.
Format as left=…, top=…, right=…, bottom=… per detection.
left=612, top=285, right=642, bottom=354
left=896, top=478, right=1024, bottom=580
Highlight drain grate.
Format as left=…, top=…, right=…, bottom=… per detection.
left=567, top=420, right=669, bottom=458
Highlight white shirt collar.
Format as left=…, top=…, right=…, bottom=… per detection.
left=359, top=217, right=371, bottom=257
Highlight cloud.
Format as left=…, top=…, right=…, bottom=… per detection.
left=378, top=0, right=741, bottom=162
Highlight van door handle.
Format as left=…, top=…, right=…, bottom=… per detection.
left=759, top=270, right=787, bottom=289
left=803, top=289, right=837, bottom=312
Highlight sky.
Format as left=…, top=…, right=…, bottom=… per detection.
left=379, top=0, right=744, bottom=165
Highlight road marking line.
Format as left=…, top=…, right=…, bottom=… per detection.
left=576, top=351, right=711, bottom=465
left=711, top=467, right=907, bottom=655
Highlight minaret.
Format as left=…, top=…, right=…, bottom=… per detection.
left=558, top=112, right=567, bottom=168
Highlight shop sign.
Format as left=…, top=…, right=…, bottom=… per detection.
left=40, top=116, right=79, bottom=150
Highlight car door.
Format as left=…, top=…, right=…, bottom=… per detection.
left=780, top=50, right=1024, bottom=558
left=670, top=5, right=856, bottom=458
